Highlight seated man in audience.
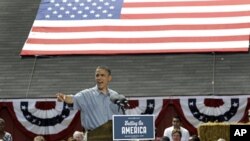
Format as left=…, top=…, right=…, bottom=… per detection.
left=163, top=116, right=190, bottom=141
left=161, top=136, right=170, bottom=141
left=73, top=131, right=85, bottom=141
left=0, top=118, right=12, bottom=141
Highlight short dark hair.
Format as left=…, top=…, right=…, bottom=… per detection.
left=189, top=135, right=200, bottom=141
left=173, top=116, right=181, bottom=121
left=96, top=66, right=111, bottom=75
left=161, top=136, right=170, bottom=141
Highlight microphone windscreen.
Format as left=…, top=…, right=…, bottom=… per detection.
left=118, top=94, right=126, bottom=99
left=110, top=94, right=121, bottom=103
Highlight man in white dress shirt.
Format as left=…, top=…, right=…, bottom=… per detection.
left=163, top=116, right=190, bottom=141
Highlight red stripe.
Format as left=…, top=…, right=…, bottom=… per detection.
left=32, top=23, right=250, bottom=32
left=20, top=48, right=249, bottom=56
left=123, top=0, right=250, bottom=7
left=121, top=11, right=250, bottom=19
left=27, top=35, right=249, bottom=44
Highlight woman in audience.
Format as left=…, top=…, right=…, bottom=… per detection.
left=33, top=135, right=46, bottom=141
left=172, top=129, right=182, bottom=141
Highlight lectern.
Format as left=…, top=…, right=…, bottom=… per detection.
left=87, top=120, right=113, bottom=141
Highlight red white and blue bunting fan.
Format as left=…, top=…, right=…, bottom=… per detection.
left=13, top=99, right=78, bottom=135
left=180, top=96, right=247, bottom=128
left=125, top=98, right=163, bottom=119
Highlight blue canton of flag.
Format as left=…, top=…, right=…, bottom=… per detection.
left=36, top=0, right=123, bottom=20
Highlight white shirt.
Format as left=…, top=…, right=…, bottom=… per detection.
left=163, top=126, right=190, bottom=141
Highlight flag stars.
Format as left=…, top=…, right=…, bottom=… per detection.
left=97, top=6, right=102, bottom=10
left=199, top=115, right=204, bottom=120
left=32, top=119, right=37, bottom=123
left=58, top=14, right=63, bottom=18
left=40, top=0, right=122, bottom=20
left=148, top=103, right=154, bottom=109
left=107, top=13, right=112, bottom=17
left=85, top=6, right=90, bottom=10
left=65, top=11, right=70, bottom=14
left=47, top=7, right=52, bottom=11
left=104, top=2, right=110, bottom=6
left=189, top=101, right=194, bottom=106
left=26, top=115, right=31, bottom=119
left=224, top=116, right=228, bottom=120
left=53, top=11, right=58, bottom=14
left=64, top=105, right=69, bottom=109
left=109, top=6, right=115, bottom=10
left=90, top=10, right=95, bottom=14
left=21, top=105, right=27, bottom=110
left=38, top=121, right=41, bottom=125
left=233, top=102, right=238, bottom=107
left=95, top=14, right=100, bottom=18
left=83, top=14, right=88, bottom=18
left=102, top=10, right=107, bottom=13
left=55, top=3, right=60, bottom=7
left=67, top=3, right=72, bottom=7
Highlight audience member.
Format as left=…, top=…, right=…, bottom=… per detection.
left=67, top=137, right=76, bottom=141
left=217, top=138, right=226, bottom=141
left=0, top=118, right=12, bottom=141
left=172, top=129, right=182, bottom=141
left=188, top=135, right=200, bottom=141
left=161, top=136, right=170, bottom=141
left=73, top=131, right=85, bottom=141
left=33, top=135, right=46, bottom=141
left=163, top=116, right=190, bottom=141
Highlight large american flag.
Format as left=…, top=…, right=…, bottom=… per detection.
left=20, top=0, right=250, bottom=56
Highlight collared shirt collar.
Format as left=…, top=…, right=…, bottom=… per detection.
left=94, top=85, right=110, bottom=96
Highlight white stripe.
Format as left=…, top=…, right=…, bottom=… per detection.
left=23, top=41, right=248, bottom=50
left=28, top=28, right=250, bottom=39
left=122, top=4, right=250, bottom=14
left=33, top=16, right=250, bottom=27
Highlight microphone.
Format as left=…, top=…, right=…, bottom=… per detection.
left=110, top=94, right=129, bottom=107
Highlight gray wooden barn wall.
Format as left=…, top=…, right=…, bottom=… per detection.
left=0, top=0, right=250, bottom=98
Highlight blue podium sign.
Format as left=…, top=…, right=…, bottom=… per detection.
left=113, top=115, right=155, bottom=140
